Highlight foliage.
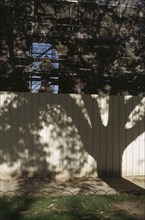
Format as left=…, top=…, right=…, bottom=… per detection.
left=0, top=0, right=145, bottom=94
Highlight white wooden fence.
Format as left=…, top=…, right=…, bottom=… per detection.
left=0, top=92, right=145, bottom=180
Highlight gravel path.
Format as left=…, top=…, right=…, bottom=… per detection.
left=0, top=177, right=144, bottom=196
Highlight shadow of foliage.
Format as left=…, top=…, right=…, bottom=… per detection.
left=0, top=93, right=145, bottom=195
left=1, top=195, right=145, bottom=220
left=0, top=0, right=145, bottom=94
left=0, top=196, right=34, bottom=220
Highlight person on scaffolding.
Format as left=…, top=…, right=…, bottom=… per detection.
left=39, top=56, right=52, bottom=93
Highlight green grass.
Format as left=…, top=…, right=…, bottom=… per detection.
left=0, top=194, right=145, bottom=220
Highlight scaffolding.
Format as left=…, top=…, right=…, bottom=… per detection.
left=1, top=0, right=145, bottom=94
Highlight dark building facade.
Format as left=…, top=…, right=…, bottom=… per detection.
left=0, top=0, right=145, bottom=94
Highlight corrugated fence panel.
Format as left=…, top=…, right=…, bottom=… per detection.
left=0, top=93, right=145, bottom=180
left=122, top=96, right=145, bottom=176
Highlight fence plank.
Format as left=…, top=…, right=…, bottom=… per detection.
left=0, top=93, right=144, bottom=180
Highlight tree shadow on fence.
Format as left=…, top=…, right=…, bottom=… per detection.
left=0, top=92, right=145, bottom=194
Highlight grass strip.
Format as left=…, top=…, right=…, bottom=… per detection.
left=0, top=194, right=145, bottom=220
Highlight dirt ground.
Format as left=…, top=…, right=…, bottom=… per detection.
left=111, top=200, right=145, bottom=220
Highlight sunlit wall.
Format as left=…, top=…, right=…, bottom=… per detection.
left=0, top=93, right=145, bottom=180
